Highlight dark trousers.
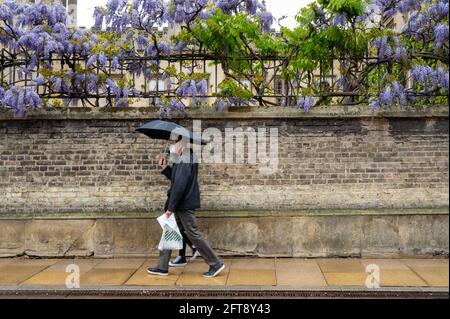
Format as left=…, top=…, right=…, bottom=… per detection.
left=175, top=212, right=194, bottom=256
left=156, top=209, right=222, bottom=272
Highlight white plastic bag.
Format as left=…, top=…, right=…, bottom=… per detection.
left=157, top=213, right=183, bottom=251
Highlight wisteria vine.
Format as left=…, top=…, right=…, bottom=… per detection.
left=0, top=0, right=448, bottom=118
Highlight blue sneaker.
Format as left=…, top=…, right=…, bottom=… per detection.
left=202, top=263, right=225, bottom=278
left=169, top=256, right=187, bottom=267
left=147, top=267, right=168, bottom=276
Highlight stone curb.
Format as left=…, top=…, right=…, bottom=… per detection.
left=0, top=104, right=448, bottom=121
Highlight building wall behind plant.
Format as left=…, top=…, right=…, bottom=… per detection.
left=0, top=108, right=448, bottom=215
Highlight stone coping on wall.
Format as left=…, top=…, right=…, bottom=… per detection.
left=0, top=104, right=448, bottom=120
left=1, top=207, right=448, bottom=220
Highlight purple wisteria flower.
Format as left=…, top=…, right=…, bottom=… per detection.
left=136, top=35, right=149, bottom=49
left=93, top=7, right=105, bottom=30
left=411, top=65, right=450, bottom=91
left=392, top=81, right=406, bottom=105
left=168, top=99, right=185, bottom=112
left=214, top=98, right=230, bottom=112
left=87, top=55, right=97, bottom=67
left=296, top=96, right=315, bottom=112
left=373, top=80, right=410, bottom=111
left=428, top=1, right=449, bottom=20
left=245, top=0, right=258, bottom=15
left=85, top=74, right=98, bottom=93
left=257, top=11, right=274, bottom=33
left=167, top=78, right=172, bottom=93
left=98, top=53, right=108, bottom=66
left=1, top=0, right=448, bottom=117
left=332, top=14, right=347, bottom=27
left=173, top=5, right=186, bottom=23
left=434, top=24, right=449, bottom=49
left=111, top=56, right=120, bottom=70
left=374, top=35, right=409, bottom=62
left=0, top=4, right=14, bottom=25
left=399, top=0, right=421, bottom=13
left=380, top=86, right=393, bottom=106
left=369, top=99, right=379, bottom=113
left=157, top=99, right=185, bottom=119
left=106, top=0, right=121, bottom=12
left=196, top=79, right=208, bottom=96
left=0, top=86, right=41, bottom=118
left=215, top=0, right=241, bottom=14
left=32, top=75, right=46, bottom=86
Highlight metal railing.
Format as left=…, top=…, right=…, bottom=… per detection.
left=0, top=48, right=447, bottom=108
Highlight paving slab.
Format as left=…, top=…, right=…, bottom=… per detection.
left=125, top=259, right=184, bottom=286
left=323, top=272, right=368, bottom=286
left=361, top=259, right=411, bottom=270
left=92, top=258, right=146, bottom=269
left=0, top=266, right=51, bottom=285
left=9, top=259, right=61, bottom=267
left=377, top=269, right=428, bottom=287
left=317, top=259, right=365, bottom=273
left=0, top=259, right=59, bottom=285
left=176, top=259, right=231, bottom=286
left=21, top=259, right=102, bottom=286
left=0, top=257, right=448, bottom=292
left=408, top=267, right=449, bottom=287
left=44, top=259, right=103, bottom=272
left=22, top=271, right=73, bottom=286
left=400, top=259, right=449, bottom=268
left=80, top=269, right=137, bottom=286
left=0, top=259, right=16, bottom=268
left=275, top=258, right=327, bottom=288
left=227, top=258, right=276, bottom=286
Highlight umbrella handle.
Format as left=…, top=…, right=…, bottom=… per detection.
left=163, top=143, right=170, bottom=156
left=160, top=143, right=170, bottom=166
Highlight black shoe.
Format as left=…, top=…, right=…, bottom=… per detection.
left=202, top=263, right=225, bottom=278
left=169, top=256, right=187, bottom=267
left=147, top=267, right=168, bottom=276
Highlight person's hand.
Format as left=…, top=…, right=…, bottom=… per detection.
left=158, top=156, right=167, bottom=167
left=165, top=210, right=173, bottom=218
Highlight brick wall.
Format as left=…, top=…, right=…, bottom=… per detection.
left=0, top=106, right=448, bottom=215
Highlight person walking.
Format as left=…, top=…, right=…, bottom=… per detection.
left=159, top=148, right=200, bottom=267
left=147, top=135, right=225, bottom=278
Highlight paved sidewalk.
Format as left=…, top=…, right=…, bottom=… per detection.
left=0, top=257, right=448, bottom=297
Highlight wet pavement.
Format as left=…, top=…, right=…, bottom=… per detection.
left=0, top=257, right=448, bottom=297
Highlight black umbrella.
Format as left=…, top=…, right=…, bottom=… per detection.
left=135, top=120, right=206, bottom=145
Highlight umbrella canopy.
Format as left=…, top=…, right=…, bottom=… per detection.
left=135, top=120, right=205, bottom=145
